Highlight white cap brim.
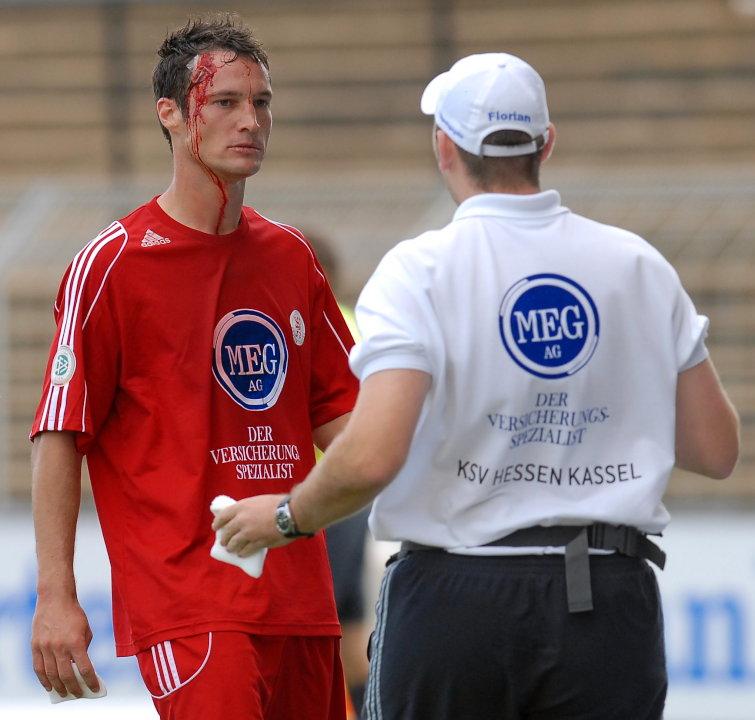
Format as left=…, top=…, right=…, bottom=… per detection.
left=420, top=72, right=448, bottom=115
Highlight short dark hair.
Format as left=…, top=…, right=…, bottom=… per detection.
left=152, top=13, right=269, bottom=148
left=457, top=130, right=545, bottom=190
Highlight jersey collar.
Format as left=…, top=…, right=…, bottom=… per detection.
left=453, top=190, right=564, bottom=221
left=148, top=196, right=250, bottom=244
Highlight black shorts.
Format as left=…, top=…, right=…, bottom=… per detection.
left=325, top=507, right=370, bottom=622
left=363, top=551, right=666, bottom=720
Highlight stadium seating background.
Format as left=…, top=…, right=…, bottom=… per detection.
left=1, top=0, right=752, bottom=503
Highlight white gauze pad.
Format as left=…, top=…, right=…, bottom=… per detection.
left=210, top=495, right=267, bottom=578
left=48, top=662, right=107, bottom=704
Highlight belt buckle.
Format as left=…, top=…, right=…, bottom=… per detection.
left=588, top=523, right=606, bottom=548
left=589, top=523, right=639, bottom=555
left=619, top=525, right=639, bottom=555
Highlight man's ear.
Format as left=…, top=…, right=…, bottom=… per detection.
left=156, top=98, right=184, bottom=138
left=435, top=129, right=458, bottom=173
left=540, top=122, right=557, bottom=164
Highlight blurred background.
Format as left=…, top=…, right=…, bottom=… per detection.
left=0, top=0, right=753, bottom=717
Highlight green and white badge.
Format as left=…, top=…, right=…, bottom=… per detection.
left=51, top=345, right=76, bottom=385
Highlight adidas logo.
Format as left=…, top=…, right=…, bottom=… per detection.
left=141, top=229, right=171, bottom=247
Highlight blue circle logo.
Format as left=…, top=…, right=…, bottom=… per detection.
left=499, top=274, right=599, bottom=379
left=212, top=309, right=288, bottom=410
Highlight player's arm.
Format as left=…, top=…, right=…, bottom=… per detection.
left=214, top=369, right=430, bottom=552
left=31, top=431, right=100, bottom=697
left=313, top=411, right=351, bottom=453
left=675, top=358, right=739, bottom=479
left=293, top=369, right=430, bottom=529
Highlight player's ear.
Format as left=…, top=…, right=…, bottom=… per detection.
left=435, top=129, right=458, bottom=173
left=156, top=97, right=184, bottom=137
left=540, top=122, right=556, bottom=164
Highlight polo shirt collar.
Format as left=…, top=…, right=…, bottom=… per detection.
left=453, top=190, right=564, bottom=221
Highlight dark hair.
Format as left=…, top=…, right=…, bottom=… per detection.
left=152, top=13, right=269, bottom=148
left=457, top=129, right=545, bottom=190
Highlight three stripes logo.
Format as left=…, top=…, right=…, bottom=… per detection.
left=147, top=634, right=213, bottom=699
left=39, top=221, right=128, bottom=432
left=141, top=229, right=171, bottom=247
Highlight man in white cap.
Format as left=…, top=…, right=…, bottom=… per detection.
left=213, top=53, right=740, bottom=719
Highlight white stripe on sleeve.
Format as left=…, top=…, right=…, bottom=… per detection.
left=40, top=223, right=126, bottom=433
left=323, top=311, right=350, bottom=359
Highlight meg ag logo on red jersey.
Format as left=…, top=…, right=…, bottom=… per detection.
left=212, top=309, right=289, bottom=410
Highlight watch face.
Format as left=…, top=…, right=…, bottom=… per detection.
left=275, top=501, right=293, bottom=536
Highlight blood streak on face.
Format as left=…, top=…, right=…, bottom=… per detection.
left=186, top=52, right=228, bottom=234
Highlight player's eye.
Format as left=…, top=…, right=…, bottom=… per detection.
left=215, top=98, right=233, bottom=107
left=254, top=98, right=271, bottom=109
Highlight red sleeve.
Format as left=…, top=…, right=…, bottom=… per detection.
left=30, top=223, right=127, bottom=453
left=307, top=256, right=359, bottom=429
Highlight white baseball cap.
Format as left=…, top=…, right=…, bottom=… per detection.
left=420, top=53, right=550, bottom=157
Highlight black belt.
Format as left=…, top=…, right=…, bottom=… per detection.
left=399, top=524, right=666, bottom=614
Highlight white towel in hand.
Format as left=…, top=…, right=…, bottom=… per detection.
left=210, top=495, right=267, bottom=578
left=48, top=662, right=107, bottom=704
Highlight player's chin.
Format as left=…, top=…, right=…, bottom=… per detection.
left=230, top=156, right=265, bottom=179
left=216, top=159, right=264, bottom=183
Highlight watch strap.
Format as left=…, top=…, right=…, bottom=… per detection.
left=276, top=495, right=314, bottom=538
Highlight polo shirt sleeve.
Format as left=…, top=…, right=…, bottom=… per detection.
left=672, top=280, right=709, bottom=372
left=350, top=246, right=436, bottom=381
left=30, top=238, right=123, bottom=453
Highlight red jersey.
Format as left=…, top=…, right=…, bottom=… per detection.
left=31, top=198, right=358, bottom=656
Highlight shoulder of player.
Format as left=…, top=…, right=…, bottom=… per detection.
left=53, top=220, right=130, bottom=322
left=243, top=207, right=326, bottom=282
left=66, top=220, right=130, bottom=282
left=73, top=198, right=163, bottom=267
left=569, top=212, right=674, bottom=269
left=243, top=206, right=306, bottom=244
left=376, top=228, right=450, bottom=281
left=244, top=207, right=318, bottom=254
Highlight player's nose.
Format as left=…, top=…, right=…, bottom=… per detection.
left=238, top=100, right=262, bottom=131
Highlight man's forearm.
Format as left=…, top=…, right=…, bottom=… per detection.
left=290, top=432, right=388, bottom=533
left=32, top=432, right=83, bottom=597
left=31, top=431, right=101, bottom=697
left=290, top=369, right=432, bottom=533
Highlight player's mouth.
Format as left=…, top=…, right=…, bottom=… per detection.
left=229, top=143, right=263, bottom=154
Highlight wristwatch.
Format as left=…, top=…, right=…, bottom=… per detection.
left=274, top=495, right=314, bottom=539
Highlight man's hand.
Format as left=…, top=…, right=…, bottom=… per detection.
left=212, top=494, right=293, bottom=557
left=31, top=594, right=99, bottom=697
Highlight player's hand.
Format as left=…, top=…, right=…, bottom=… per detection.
left=212, top=493, right=293, bottom=556
left=31, top=594, right=100, bottom=697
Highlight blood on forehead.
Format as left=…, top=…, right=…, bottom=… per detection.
left=185, top=52, right=262, bottom=124
left=185, top=52, right=227, bottom=233
left=187, top=54, right=219, bottom=114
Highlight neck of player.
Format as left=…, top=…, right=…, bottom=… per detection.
left=158, top=163, right=246, bottom=236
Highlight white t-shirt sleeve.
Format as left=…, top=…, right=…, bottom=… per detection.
left=350, top=247, right=435, bottom=381
left=673, top=282, right=709, bottom=372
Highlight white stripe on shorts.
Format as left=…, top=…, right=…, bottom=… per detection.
left=164, top=640, right=181, bottom=687
left=155, top=643, right=174, bottom=691
left=151, top=645, right=168, bottom=695
left=365, top=557, right=403, bottom=720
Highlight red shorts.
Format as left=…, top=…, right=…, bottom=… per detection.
left=136, top=631, right=346, bottom=720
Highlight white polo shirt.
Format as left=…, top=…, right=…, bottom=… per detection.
left=350, top=191, right=708, bottom=551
